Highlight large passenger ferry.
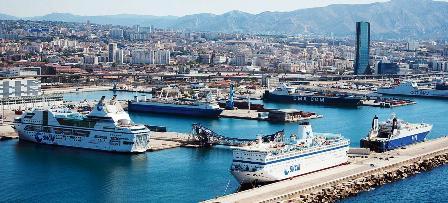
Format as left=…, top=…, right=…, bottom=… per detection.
left=128, top=98, right=223, bottom=117
left=360, top=114, right=432, bottom=152
left=263, top=84, right=362, bottom=106
left=377, top=80, right=448, bottom=98
left=128, top=88, right=223, bottom=118
left=13, top=96, right=151, bottom=153
left=230, top=122, right=350, bottom=184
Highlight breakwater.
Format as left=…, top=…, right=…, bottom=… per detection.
left=206, top=136, right=448, bottom=203
left=278, top=149, right=448, bottom=203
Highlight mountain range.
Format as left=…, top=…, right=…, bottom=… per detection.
left=1, top=0, right=448, bottom=39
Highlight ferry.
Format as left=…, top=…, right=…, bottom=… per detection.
left=230, top=122, right=350, bottom=184
left=263, top=84, right=362, bottom=106
left=360, top=114, right=432, bottom=152
left=13, top=96, right=151, bottom=153
left=128, top=89, right=223, bottom=118
left=377, top=80, right=448, bottom=98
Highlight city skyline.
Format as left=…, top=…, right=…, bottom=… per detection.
left=0, top=0, right=394, bottom=17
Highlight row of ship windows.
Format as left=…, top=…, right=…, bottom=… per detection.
left=234, top=157, right=263, bottom=161
left=25, top=131, right=136, bottom=146
left=23, top=126, right=139, bottom=140
left=24, top=119, right=40, bottom=123
left=266, top=145, right=346, bottom=161
left=235, top=153, right=264, bottom=157
left=235, top=144, right=347, bottom=162
left=25, top=125, right=91, bottom=137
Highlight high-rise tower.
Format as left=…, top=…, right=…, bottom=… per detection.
left=354, top=22, right=371, bottom=75
left=108, top=43, right=117, bottom=63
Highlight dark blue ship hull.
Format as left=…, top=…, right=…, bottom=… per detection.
left=263, top=91, right=361, bottom=106
left=360, top=131, right=430, bottom=153
left=128, top=102, right=223, bottom=118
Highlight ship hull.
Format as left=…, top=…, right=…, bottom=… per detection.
left=15, top=127, right=149, bottom=153
left=128, top=102, right=223, bottom=117
left=360, top=130, right=430, bottom=153
left=377, top=88, right=448, bottom=98
left=230, top=145, right=349, bottom=184
left=263, top=91, right=361, bottom=106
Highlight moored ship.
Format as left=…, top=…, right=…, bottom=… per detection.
left=128, top=97, right=223, bottom=118
left=263, top=84, right=362, bottom=106
left=128, top=87, right=223, bottom=118
left=13, top=96, right=151, bottom=153
left=230, top=122, right=350, bottom=184
left=360, top=114, right=432, bottom=152
left=377, top=80, right=448, bottom=98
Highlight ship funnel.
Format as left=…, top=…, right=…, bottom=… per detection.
left=368, top=115, right=379, bottom=140
left=98, top=96, right=106, bottom=105
left=257, top=135, right=262, bottom=145
left=372, top=115, right=379, bottom=131
left=298, top=122, right=314, bottom=146
left=391, top=117, right=398, bottom=135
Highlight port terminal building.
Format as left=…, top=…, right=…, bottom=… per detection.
left=0, top=78, right=63, bottom=110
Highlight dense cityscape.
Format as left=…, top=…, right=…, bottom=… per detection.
left=1, top=0, right=448, bottom=203
left=1, top=19, right=448, bottom=80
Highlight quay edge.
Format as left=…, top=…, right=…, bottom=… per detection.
left=203, top=136, right=448, bottom=203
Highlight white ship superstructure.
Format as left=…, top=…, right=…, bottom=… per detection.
left=377, top=80, right=448, bottom=98
left=13, top=96, right=150, bottom=153
left=230, top=123, right=349, bottom=184
left=361, top=114, right=432, bottom=152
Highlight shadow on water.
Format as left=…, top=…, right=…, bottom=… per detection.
left=12, top=140, right=149, bottom=202
left=14, top=140, right=147, bottom=166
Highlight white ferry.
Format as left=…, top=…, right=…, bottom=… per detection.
left=377, top=80, right=448, bottom=98
left=13, top=96, right=151, bottom=153
left=361, top=114, right=432, bottom=152
left=230, top=122, right=350, bottom=184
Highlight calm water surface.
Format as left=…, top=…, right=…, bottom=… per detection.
left=0, top=91, right=446, bottom=202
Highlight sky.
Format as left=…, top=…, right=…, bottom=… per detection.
left=0, top=0, right=393, bottom=17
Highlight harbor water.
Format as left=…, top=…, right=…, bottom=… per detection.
left=0, top=90, right=447, bottom=202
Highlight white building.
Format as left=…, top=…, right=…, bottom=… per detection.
left=131, top=49, right=170, bottom=65
left=432, top=61, right=448, bottom=72
left=213, top=56, right=227, bottom=64
left=155, top=50, right=170, bottom=65
left=110, top=28, right=124, bottom=39
left=131, top=50, right=154, bottom=64
left=115, top=49, right=124, bottom=65
left=0, top=79, right=41, bottom=98
left=235, top=54, right=246, bottom=66
left=83, top=55, right=99, bottom=65
left=3, top=67, right=41, bottom=77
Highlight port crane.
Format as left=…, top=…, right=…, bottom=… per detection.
left=189, top=123, right=284, bottom=147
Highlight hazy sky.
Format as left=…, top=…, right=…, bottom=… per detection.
left=0, top=0, right=397, bottom=17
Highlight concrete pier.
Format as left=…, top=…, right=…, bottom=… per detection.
left=149, top=132, right=190, bottom=151
left=0, top=125, right=18, bottom=141
left=220, top=109, right=259, bottom=120
left=0, top=125, right=189, bottom=152
left=204, top=137, right=448, bottom=203
left=220, top=109, right=322, bottom=122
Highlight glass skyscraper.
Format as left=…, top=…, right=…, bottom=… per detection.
left=354, top=21, right=370, bottom=75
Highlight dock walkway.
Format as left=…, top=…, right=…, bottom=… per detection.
left=220, top=109, right=322, bottom=122
left=0, top=125, right=18, bottom=141
left=149, top=132, right=189, bottom=151
left=204, top=136, right=448, bottom=203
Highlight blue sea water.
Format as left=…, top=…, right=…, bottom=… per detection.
left=0, top=91, right=447, bottom=202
